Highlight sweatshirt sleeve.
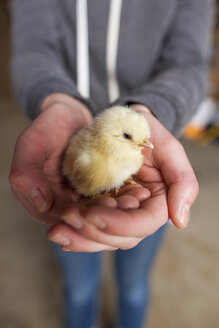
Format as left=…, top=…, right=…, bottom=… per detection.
left=112, top=0, right=215, bottom=135
left=10, top=0, right=90, bottom=120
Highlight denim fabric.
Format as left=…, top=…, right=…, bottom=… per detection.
left=114, top=225, right=166, bottom=328
left=53, top=225, right=166, bottom=328
left=54, top=248, right=102, bottom=328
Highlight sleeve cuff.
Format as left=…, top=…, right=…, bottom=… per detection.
left=24, top=78, right=95, bottom=120
left=111, top=92, right=179, bottom=135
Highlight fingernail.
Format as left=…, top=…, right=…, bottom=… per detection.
left=88, top=216, right=106, bottom=229
left=168, top=218, right=174, bottom=226
left=178, top=204, right=190, bottom=227
left=62, top=247, right=72, bottom=252
left=49, top=233, right=70, bottom=246
left=62, top=215, right=83, bottom=229
left=27, top=187, right=48, bottom=213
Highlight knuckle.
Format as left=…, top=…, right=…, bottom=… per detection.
left=62, top=247, right=73, bottom=252
left=69, top=244, right=81, bottom=252
left=119, top=239, right=139, bottom=250
left=120, top=245, right=131, bottom=250
left=191, top=178, right=199, bottom=197
left=62, top=239, right=79, bottom=252
left=9, top=172, right=22, bottom=191
left=170, top=138, right=184, bottom=153
left=16, top=131, right=27, bottom=146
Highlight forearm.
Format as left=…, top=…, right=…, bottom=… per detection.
left=113, top=0, right=215, bottom=135
left=123, top=63, right=209, bottom=134
left=10, top=0, right=93, bottom=121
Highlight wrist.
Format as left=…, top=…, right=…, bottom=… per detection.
left=130, top=104, right=153, bottom=116
left=41, top=93, right=93, bottom=126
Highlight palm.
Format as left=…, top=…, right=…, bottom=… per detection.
left=42, top=156, right=79, bottom=225
left=135, top=150, right=169, bottom=231
left=137, top=147, right=168, bottom=199
left=34, top=109, right=90, bottom=224
left=48, top=150, right=169, bottom=251
left=109, top=145, right=170, bottom=236
left=47, top=113, right=167, bottom=218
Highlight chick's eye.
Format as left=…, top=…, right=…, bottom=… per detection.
left=123, top=133, right=132, bottom=140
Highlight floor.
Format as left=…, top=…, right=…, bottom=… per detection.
left=0, top=98, right=219, bottom=328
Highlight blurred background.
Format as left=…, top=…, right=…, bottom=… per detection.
left=0, top=1, right=219, bottom=327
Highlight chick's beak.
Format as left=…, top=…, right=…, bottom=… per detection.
left=138, top=138, right=154, bottom=149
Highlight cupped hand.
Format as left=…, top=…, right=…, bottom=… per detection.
left=9, top=94, right=149, bottom=252
left=9, top=95, right=94, bottom=226
left=48, top=104, right=199, bottom=252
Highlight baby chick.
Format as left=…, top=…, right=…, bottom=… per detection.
left=63, top=106, right=154, bottom=197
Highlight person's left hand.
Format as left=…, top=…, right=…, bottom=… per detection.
left=48, top=105, right=199, bottom=252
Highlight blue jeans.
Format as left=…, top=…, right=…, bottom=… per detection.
left=53, top=225, right=166, bottom=328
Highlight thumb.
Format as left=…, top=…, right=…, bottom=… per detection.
left=159, top=141, right=199, bottom=228
left=10, top=167, right=54, bottom=213
left=168, top=178, right=199, bottom=228
left=9, top=130, right=54, bottom=214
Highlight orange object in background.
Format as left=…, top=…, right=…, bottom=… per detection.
left=183, top=98, right=216, bottom=141
left=184, top=126, right=205, bottom=141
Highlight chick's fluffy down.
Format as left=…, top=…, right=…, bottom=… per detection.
left=63, top=106, right=151, bottom=196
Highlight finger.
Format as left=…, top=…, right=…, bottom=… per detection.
left=116, top=195, right=140, bottom=210
left=136, top=165, right=163, bottom=183
left=10, top=168, right=54, bottom=214
left=82, top=196, right=117, bottom=208
left=84, top=193, right=168, bottom=238
left=67, top=188, right=82, bottom=203
left=47, top=223, right=118, bottom=252
left=168, top=179, right=199, bottom=228
left=116, top=183, right=151, bottom=202
left=157, top=140, right=199, bottom=228
left=62, top=213, right=141, bottom=249
left=120, top=186, right=151, bottom=202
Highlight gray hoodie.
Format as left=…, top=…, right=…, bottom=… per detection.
left=10, top=0, right=214, bottom=135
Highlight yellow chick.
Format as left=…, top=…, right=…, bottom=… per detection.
left=63, top=106, right=154, bottom=197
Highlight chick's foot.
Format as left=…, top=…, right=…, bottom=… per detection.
left=124, top=177, right=137, bottom=185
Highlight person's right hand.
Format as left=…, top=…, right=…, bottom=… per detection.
left=9, top=94, right=94, bottom=227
